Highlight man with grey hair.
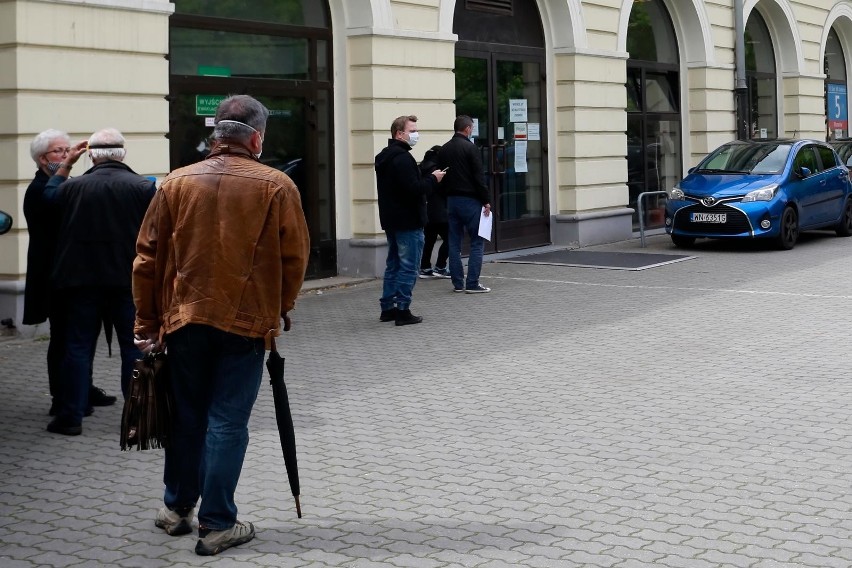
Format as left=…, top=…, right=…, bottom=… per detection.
left=43, top=128, right=156, bottom=436
left=23, top=129, right=117, bottom=418
left=133, top=95, right=310, bottom=556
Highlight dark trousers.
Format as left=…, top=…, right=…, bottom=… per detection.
left=421, top=222, right=449, bottom=270
left=57, top=286, right=141, bottom=424
left=163, top=324, right=265, bottom=530
left=47, top=299, right=99, bottom=403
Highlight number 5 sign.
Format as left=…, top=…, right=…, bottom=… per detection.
left=828, top=83, right=848, bottom=132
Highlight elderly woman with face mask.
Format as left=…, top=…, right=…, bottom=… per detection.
left=23, top=129, right=118, bottom=420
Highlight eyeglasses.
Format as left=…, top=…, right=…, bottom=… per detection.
left=45, top=147, right=71, bottom=155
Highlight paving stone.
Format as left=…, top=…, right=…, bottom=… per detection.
left=5, top=235, right=852, bottom=566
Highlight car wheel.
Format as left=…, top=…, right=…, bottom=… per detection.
left=776, top=206, right=798, bottom=250
left=836, top=198, right=852, bottom=237
left=671, top=235, right=695, bottom=248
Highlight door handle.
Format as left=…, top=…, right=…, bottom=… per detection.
left=491, top=143, right=507, bottom=175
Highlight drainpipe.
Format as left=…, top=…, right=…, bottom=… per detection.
left=734, top=0, right=749, bottom=140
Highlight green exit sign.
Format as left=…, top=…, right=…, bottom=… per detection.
left=196, top=95, right=226, bottom=116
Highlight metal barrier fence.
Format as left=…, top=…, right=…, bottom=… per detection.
left=637, top=190, right=668, bottom=248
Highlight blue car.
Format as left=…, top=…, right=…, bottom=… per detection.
left=665, top=139, right=852, bottom=249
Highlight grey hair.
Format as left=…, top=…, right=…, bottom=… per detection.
left=212, top=95, right=269, bottom=143
left=30, top=129, right=70, bottom=164
left=88, top=128, right=127, bottom=162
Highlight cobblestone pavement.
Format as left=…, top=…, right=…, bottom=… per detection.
left=2, top=232, right=852, bottom=567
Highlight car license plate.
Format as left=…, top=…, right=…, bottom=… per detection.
left=691, top=212, right=726, bottom=223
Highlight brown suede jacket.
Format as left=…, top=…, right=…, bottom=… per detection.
left=133, top=142, right=310, bottom=342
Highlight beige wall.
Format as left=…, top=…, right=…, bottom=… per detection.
left=0, top=0, right=171, bottom=331
left=4, top=0, right=852, bottom=312
left=345, top=32, right=456, bottom=240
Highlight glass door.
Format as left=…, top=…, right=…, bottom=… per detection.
left=168, top=85, right=334, bottom=279
left=168, top=1, right=335, bottom=278
left=455, top=50, right=550, bottom=252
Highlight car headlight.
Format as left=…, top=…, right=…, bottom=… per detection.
left=742, top=184, right=778, bottom=202
left=668, top=185, right=685, bottom=200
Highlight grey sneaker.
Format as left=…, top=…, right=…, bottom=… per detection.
left=195, top=520, right=256, bottom=556
left=155, top=507, right=194, bottom=536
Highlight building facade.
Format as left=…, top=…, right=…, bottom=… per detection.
left=1, top=0, right=850, bottom=330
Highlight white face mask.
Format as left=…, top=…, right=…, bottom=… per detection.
left=217, top=119, right=263, bottom=159
left=406, top=131, right=420, bottom=147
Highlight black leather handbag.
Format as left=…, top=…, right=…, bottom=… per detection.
left=120, top=351, right=174, bottom=450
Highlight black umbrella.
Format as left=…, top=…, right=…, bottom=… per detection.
left=266, top=341, right=302, bottom=518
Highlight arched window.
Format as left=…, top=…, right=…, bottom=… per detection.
left=626, top=0, right=681, bottom=230
left=745, top=11, right=777, bottom=139
left=825, top=28, right=848, bottom=140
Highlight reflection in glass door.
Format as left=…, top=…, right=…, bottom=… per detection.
left=168, top=1, right=335, bottom=278
left=455, top=52, right=549, bottom=251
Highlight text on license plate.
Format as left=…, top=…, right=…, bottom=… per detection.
left=691, top=213, right=726, bottom=223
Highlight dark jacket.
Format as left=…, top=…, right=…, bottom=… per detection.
left=438, top=132, right=490, bottom=205
left=46, top=161, right=156, bottom=289
left=375, top=139, right=437, bottom=231
left=22, top=169, right=61, bottom=324
left=419, top=145, right=447, bottom=224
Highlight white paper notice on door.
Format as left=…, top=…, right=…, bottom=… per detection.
left=471, top=118, right=480, bottom=138
left=528, top=123, right=540, bottom=141
left=514, top=140, right=528, bottom=173
left=509, top=99, right=528, bottom=122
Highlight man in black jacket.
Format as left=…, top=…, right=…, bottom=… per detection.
left=438, top=115, right=492, bottom=293
left=43, top=128, right=155, bottom=435
left=374, top=115, right=445, bottom=326
left=23, top=129, right=117, bottom=418
left=418, top=145, right=451, bottom=279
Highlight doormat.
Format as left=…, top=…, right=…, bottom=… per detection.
left=494, top=250, right=696, bottom=271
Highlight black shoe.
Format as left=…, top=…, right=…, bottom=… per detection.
left=49, top=402, right=93, bottom=417
left=89, top=386, right=117, bottom=406
left=395, top=309, right=423, bottom=326
left=379, top=308, right=398, bottom=322
left=46, top=418, right=82, bottom=436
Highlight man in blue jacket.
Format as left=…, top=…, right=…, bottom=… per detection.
left=374, top=115, right=445, bottom=325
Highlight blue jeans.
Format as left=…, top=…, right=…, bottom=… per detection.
left=58, top=287, right=141, bottom=423
left=163, top=324, right=265, bottom=530
left=381, top=229, right=424, bottom=311
left=447, top=196, right=486, bottom=290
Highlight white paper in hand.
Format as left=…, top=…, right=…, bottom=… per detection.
left=478, top=207, right=493, bottom=241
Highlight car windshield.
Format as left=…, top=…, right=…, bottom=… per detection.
left=695, top=143, right=793, bottom=175
left=832, top=142, right=852, bottom=162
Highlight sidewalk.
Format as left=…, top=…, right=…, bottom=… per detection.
left=3, top=233, right=852, bottom=567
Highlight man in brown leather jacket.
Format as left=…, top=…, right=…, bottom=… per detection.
left=132, top=95, right=309, bottom=556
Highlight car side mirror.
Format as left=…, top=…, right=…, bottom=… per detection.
left=687, top=166, right=695, bottom=174
left=795, top=166, right=812, bottom=179
left=0, top=210, right=12, bottom=235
